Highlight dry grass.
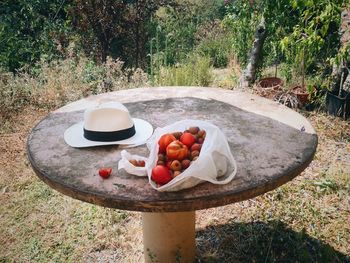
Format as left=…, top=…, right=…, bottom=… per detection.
left=0, top=107, right=144, bottom=262
left=0, top=57, right=148, bottom=121
left=195, top=111, right=350, bottom=262
left=211, top=57, right=241, bottom=89
left=0, top=100, right=349, bottom=262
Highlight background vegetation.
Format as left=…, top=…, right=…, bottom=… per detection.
left=0, top=1, right=349, bottom=261
left=1, top=0, right=349, bottom=121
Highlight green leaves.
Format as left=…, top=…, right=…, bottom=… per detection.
left=222, top=0, right=345, bottom=86
left=0, top=0, right=71, bottom=72
left=223, top=0, right=260, bottom=66
left=278, top=0, right=344, bottom=81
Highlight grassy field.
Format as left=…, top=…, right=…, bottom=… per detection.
left=0, top=100, right=349, bottom=262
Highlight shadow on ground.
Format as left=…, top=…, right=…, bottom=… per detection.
left=196, top=220, right=349, bottom=263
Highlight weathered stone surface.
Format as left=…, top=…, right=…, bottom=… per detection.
left=27, top=88, right=317, bottom=212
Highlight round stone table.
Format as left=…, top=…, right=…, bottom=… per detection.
left=27, top=87, right=318, bottom=263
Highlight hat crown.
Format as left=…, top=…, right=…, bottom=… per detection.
left=84, top=102, right=134, bottom=132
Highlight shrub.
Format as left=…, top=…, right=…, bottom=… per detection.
left=195, top=20, right=233, bottom=68
left=149, top=0, right=226, bottom=68
left=0, top=70, right=35, bottom=119
left=156, top=55, right=213, bottom=86
left=0, top=56, right=148, bottom=120
left=0, top=0, right=72, bottom=72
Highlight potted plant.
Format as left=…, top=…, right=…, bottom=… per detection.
left=257, top=44, right=284, bottom=92
left=291, top=85, right=309, bottom=104
left=256, top=76, right=284, bottom=99
left=326, top=89, right=350, bottom=119
left=290, top=47, right=310, bottom=104
left=257, top=76, right=283, bottom=90
left=326, top=33, right=350, bottom=119
left=326, top=70, right=350, bottom=119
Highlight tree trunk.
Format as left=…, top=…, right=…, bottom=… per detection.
left=101, top=40, right=108, bottom=63
left=135, top=1, right=140, bottom=68
left=241, top=17, right=267, bottom=87
left=329, top=8, right=350, bottom=94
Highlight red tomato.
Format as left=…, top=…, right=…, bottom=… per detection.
left=180, top=132, right=196, bottom=148
left=151, top=165, right=172, bottom=185
left=158, top=134, right=176, bottom=153
left=166, top=140, right=189, bottom=161
left=166, top=160, right=172, bottom=169
left=99, top=167, right=112, bottom=179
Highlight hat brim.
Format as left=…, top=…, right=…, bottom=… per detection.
left=64, top=118, right=153, bottom=148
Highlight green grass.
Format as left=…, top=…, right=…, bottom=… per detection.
left=155, top=55, right=213, bottom=87
left=0, top=179, right=132, bottom=262
left=196, top=160, right=350, bottom=262
left=195, top=112, right=350, bottom=262
left=197, top=221, right=347, bottom=262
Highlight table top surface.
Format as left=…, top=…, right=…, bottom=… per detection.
left=27, top=87, right=318, bottom=212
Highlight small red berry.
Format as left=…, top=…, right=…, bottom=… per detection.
left=99, top=168, right=112, bottom=179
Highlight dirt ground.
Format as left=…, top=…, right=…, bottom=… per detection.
left=0, top=104, right=349, bottom=263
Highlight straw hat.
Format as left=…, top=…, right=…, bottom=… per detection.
left=64, top=102, right=153, bottom=148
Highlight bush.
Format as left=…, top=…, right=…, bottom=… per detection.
left=196, top=38, right=231, bottom=68
left=0, top=57, right=148, bottom=120
left=149, top=0, right=226, bottom=68
left=0, top=70, right=35, bottom=119
left=195, top=20, right=233, bottom=68
left=0, top=0, right=72, bottom=72
left=155, top=55, right=213, bottom=86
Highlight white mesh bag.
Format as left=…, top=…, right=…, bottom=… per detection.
left=118, top=120, right=237, bottom=192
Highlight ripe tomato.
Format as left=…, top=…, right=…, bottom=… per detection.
left=166, top=140, right=189, bottom=161
left=166, top=160, right=172, bottom=169
left=158, top=134, right=176, bottom=153
left=99, top=167, right=112, bottom=179
left=180, top=132, right=196, bottom=148
left=151, top=165, right=172, bottom=185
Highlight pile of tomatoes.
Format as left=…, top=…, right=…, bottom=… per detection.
left=151, top=126, right=206, bottom=186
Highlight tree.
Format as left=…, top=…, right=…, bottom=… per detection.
left=70, top=0, right=169, bottom=67
left=224, top=0, right=345, bottom=87
left=281, top=0, right=344, bottom=85
left=0, top=0, right=71, bottom=72
left=70, top=0, right=126, bottom=63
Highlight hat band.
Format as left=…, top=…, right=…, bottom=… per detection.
left=83, top=125, right=136, bottom=142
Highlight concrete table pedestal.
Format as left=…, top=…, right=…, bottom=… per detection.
left=27, top=87, right=318, bottom=262
left=142, top=211, right=195, bottom=263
